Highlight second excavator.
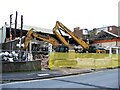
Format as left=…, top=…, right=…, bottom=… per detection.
left=53, top=21, right=106, bottom=53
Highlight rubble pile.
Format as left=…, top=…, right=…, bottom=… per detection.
left=34, top=54, right=49, bottom=69
left=0, top=51, right=27, bottom=62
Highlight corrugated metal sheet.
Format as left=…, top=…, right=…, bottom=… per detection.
left=0, top=28, right=2, bottom=43
left=6, top=24, right=53, bottom=34
left=0, top=25, right=6, bottom=44
left=0, top=39, right=19, bottom=51
left=6, top=24, right=68, bottom=36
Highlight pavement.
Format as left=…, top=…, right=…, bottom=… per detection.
left=1, top=68, right=92, bottom=83
left=1, top=67, right=119, bottom=84
left=2, top=68, right=119, bottom=89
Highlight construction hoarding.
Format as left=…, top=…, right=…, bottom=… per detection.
left=49, top=52, right=119, bottom=69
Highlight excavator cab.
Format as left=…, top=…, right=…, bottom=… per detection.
left=88, top=46, right=106, bottom=53
left=88, top=46, right=97, bottom=53
left=55, top=45, right=69, bottom=52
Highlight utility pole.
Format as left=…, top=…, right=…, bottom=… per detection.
left=14, top=11, right=18, bottom=39
left=20, top=15, right=23, bottom=38
left=19, top=15, right=23, bottom=47
left=10, top=14, right=13, bottom=50
left=10, top=14, right=13, bottom=40
left=20, top=15, right=23, bottom=49
left=19, top=15, right=23, bottom=61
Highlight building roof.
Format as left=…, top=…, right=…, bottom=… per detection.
left=22, top=25, right=54, bottom=34
left=8, top=24, right=54, bottom=34
left=5, top=24, right=68, bottom=36
left=4, top=24, right=53, bottom=34
left=103, top=30, right=119, bottom=37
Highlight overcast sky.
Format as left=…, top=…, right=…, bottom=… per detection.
left=0, top=0, right=119, bottom=30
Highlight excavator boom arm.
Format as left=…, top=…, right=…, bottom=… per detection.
left=24, top=28, right=33, bottom=49
left=53, top=22, right=70, bottom=47
left=23, top=28, right=59, bottom=49
left=53, top=21, right=89, bottom=49
left=32, top=33, right=59, bottom=46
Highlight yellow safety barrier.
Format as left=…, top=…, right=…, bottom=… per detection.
left=49, top=52, right=119, bottom=69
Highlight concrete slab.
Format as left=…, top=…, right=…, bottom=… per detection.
left=1, top=68, right=92, bottom=84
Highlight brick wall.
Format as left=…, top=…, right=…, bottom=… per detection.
left=73, top=27, right=83, bottom=38
left=108, top=26, right=118, bottom=35
left=1, top=60, right=41, bottom=73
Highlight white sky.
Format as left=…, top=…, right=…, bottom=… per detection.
left=0, top=0, right=119, bottom=30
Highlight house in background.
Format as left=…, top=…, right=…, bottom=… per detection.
left=71, top=25, right=120, bottom=54
left=69, top=27, right=89, bottom=45
left=91, top=26, right=120, bottom=54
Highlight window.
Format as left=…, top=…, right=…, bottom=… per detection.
left=109, top=27, right=112, bottom=31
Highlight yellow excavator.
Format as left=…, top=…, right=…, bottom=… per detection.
left=23, top=28, right=69, bottom=52
left=53, top=21, right=106, bottom=53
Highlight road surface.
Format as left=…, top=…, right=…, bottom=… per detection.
left=1, top=68, right=119, bottom=89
